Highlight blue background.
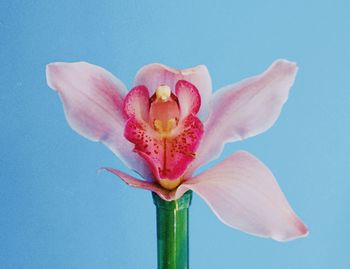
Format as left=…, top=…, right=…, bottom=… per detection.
left=1, top=0, right=349, bottom=268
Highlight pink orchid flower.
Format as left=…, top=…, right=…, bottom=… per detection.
left=46, top=59, right=308, bottom=241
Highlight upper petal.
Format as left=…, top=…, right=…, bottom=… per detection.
left=124, top=85, right=150, bottom=122
left=46, top=62, right=152, bottom=179
left=178, top=151, right=308, bottom=241
left=185, top=59, right=297, bottom=177
left=134, top=63, right=212, bottom=119
left=175, top=80, right=201, bottom=119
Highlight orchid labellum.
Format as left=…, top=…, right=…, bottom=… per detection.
left=46, top=59, right=308, bottom=242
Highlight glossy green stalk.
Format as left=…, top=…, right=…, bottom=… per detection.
left=152, top=191, right=192, bottom=269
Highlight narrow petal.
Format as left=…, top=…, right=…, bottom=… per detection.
left=102, top=168, right=173, bottom=200
left=134, top=63, right=212, bottom=118
left=46, top=62, right=152, bottom=179
left=124, top=114, right=203, bottom=182
left=124, top=85, right=150, bottom=122
left=178, top=151, right=308, bottom=241
left=186, top=59, right=298, bottom=176
left=175, top=80, right=201, bottom=119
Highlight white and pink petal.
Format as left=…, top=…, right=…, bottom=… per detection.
left=175, top=80, right=201, bottom=119
left=178, top=151, right=308, bottom=241
left=123, top=85, right=150, bottom=122
left=46, top=61, right=152, bottom=179
left=102, top=168, right=173, bottom=200
left=186, top=59, right=298, bottom=177
left=134, top=63, right=212, bottom=119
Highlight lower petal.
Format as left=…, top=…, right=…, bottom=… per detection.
left=101, top=167, right=173, bottom=200
left=178, top=151, right=308, bottom=241
left=124, top=114, right=203, bottom=185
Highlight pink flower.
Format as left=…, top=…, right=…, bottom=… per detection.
left=46, top=60, right=308, bottom=241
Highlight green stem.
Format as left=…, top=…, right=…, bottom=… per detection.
left=152, top=191, right=192, bottom=269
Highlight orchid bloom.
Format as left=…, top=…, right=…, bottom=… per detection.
left=46, top=59, right=308, bottom=241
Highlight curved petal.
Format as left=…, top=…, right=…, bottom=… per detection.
left=46, top=62, right=152, bottom=179
left=178, top=151, right=308, bottom=241
left=101, top=167, right=173, bottom=200
left=175, top=80, right=201, bottom=119
left=185, top=59, right=298, bottom=177
left=134, top=63, right=212, bottom=119
left=124, top=85, right=150, bottom=122
left=124, top=114, right=203, bottom=182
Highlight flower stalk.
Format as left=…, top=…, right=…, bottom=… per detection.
left=152, top=191, right=192, bottom=269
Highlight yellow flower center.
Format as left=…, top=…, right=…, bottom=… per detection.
left=159, top=177, right=182, bottom=190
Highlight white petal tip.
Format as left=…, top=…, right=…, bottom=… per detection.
left=272, top=221, right=309, bottom=242
left=46, top=62, right=62, bottom=90
left=273, top=59, right=298, bottom=74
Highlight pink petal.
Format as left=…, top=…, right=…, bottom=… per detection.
left=101, top=167, right=173, bottom=200
left=124, top=85, right=150, bottom=122
left=124, top=114, right=203, bottom=182
left=175, top=80, right=201, bottom=119
left=178, top=151, right=308, bottom=241
left=46, top=62, right=152, bottom=179
left=185, top=59, right=298, bottom=177
left=134, top=63, right=212, bottom=119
